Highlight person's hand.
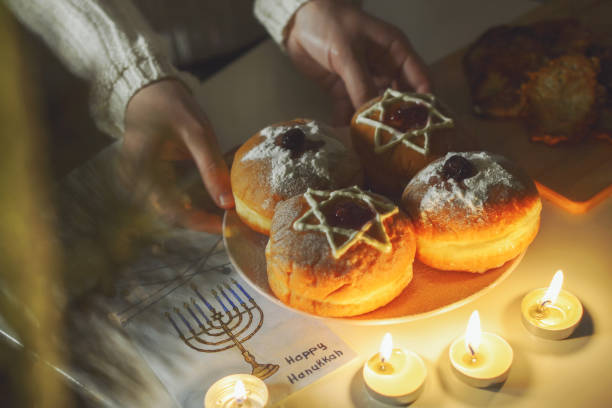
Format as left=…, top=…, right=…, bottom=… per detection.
left=286, top=0, right=431, bottom=125
left=120, top=79, right=233, bottom=234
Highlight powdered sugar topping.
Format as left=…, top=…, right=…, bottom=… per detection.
left=241, top=120, right=350, bottom=200
left=413, top=152, right=522, bottom=215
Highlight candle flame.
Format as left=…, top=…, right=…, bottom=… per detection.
left=542, top=270, right=564, bottom=306
left=465, top=310, right=481, bottom=356
left=379, top=332, right=393, bottom=363
left=233, top=379, right=247, bottom=404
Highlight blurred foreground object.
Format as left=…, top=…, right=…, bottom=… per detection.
left=0, top=4, right=70, bottom=407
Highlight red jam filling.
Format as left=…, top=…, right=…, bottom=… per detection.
left=322, top=198, right=375, bottom=230
left=382, top=102, right=429, bottom=132
left=274, top=128, right=324, bottom=159
left=442, top=155, right=477, bottom=181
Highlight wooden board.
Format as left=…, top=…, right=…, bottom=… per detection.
left=429, top=0, right=612, bottom=213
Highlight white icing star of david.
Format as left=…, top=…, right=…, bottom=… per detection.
left=292, top=186, right=398, bottom=259
left=356, top=89, right=454, bottom=155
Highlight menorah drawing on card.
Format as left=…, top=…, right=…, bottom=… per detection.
left=165, top=278, right=279, bottom=380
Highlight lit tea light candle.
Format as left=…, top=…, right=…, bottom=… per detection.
left=234, top=380, right=247, bottom=405
left=521, top=270, right=583, bottom=340
left=362, top=333, right=427, bottom=405
left=449, top=311, right=513, bottom=388
left=204, top=374, right=268, bottom=408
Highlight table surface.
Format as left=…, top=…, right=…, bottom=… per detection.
left=194, top=1, right=612, bottom=407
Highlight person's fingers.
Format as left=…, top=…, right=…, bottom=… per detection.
left=331, top=44, right=377, bottom=109
left=119, top=128, right=164, bottom=205
left=180, top=122, right=234, bottom=210
left=395, top=41, right=431, bottom=93
left=175, top=208, right=223, bottom=234
left=366, top=23, right=432, bottom=93
left=158, top=138, right=191, bottom=161
left=286, top=44, right=357, bottom=125
left=149, top=188, right=223, bottom=234
left=121, top=128, right=158, bottom=171
left=121, top=79, right=229, bottom=234
left=327, top=76, right=354, bottom=126
left=331, top=97, right=354, bottom=126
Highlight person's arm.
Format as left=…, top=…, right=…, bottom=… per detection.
left=5, top=0, right=179, bottom=138
left=255, top=0, right=431, bottom=125
left=6, top=0, right=233, bottom=233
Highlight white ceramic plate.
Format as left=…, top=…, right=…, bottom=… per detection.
left=223, top=210, right=523, bottom=325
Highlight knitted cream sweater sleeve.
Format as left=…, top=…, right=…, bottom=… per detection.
left=5, top=0, right=179, bottom=138
left=254, top=0, right=310, bottom=46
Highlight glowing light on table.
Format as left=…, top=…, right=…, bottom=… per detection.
left=521, top=270, right=583, bottom=340
left=362, top=332, right=427, bottom=405
left=449, top=310, right=513, bottom=388
left=204, top=374, right=268, bottom=408
left=234, top=380, right=247, bottom=405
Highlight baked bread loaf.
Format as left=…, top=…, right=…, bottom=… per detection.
left=463, top=19, right=593, bottom=119
left=266, top=186, right=416, bottom=317
left=464, top=18, right=611, bottom=144
left=231, top=119, right=363, bottom=235
left=401, top=152, right=541, bottom=273
left=350, top=89, right=471, bottom=199
left=523, top=54, right=604, bottom=145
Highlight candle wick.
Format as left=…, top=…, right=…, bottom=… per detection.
left=379, top=358, right=386, bottom=371
left=468, top=344, right=477, bottom=363
left=235, top=389, right=247, bottom=406
left=537, top=300, right=551, bottom=314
